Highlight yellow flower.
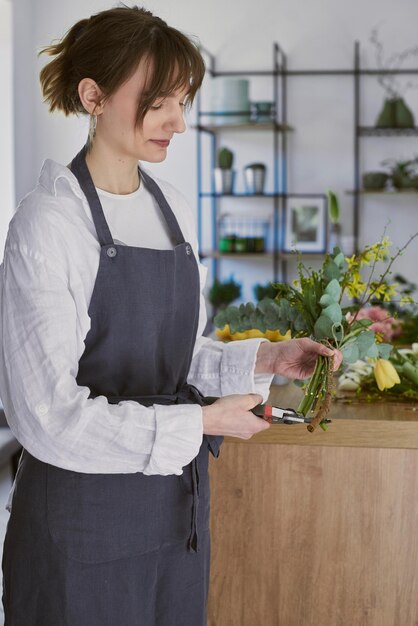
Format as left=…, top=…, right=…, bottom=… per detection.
left=215, top=324, right=233, bottom=340
left=346, top=270, right=367, bottom=299
left=245, top=329, right=268, bottom=339
left=265, top=329, right=291, bottom=342
left=230, top=330, right=249, bottom=341
left=373, top=359, right=400, bottom=391
left=345, top=254, right=357, bottom=269
left=215, top=325, right=291, bottom=342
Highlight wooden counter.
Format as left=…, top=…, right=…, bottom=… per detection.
left=208, top=384, right=418, bottom=626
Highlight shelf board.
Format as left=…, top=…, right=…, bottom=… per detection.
left=358, top=127, right=418, bottom=137
left=201, top=251, right=274, bottom=260
left=280, top=252, right=327, bottom=260
left=199, top=192, right=327, bottom=198
left=346, top=189, right=418, bottom=195
left=200, top=192, right=284, bottom=198
left=195, top=122, right=294, bottom=133
left=201, top=251, right=327, bottom=260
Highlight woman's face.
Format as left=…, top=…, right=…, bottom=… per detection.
left=96, top=60, right=188, bottom=163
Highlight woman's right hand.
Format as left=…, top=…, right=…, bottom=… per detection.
left=202, top=394, right=270, bottom=440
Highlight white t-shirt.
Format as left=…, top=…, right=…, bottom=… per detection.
left=97, top=183, right=173, bottom=249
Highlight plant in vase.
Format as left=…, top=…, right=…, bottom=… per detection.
left=208, top=276, right=241, bottom=311
left=381, top=156, right=418, bottom=190
left=369, top=27, right=418, bottom=128
left=214, top=195, right=418, bottom=431
left=253, top=282, right=279, bottom=302
left=327, top=189, right=342, bottom=252
left=214, top=147, right=235, bottom=195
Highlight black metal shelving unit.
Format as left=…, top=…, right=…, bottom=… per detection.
left=196, top=42, right=418, bottom=283
left=353, top=41, right=418, bottom=253
left=196, top=43, right=291, bottom=284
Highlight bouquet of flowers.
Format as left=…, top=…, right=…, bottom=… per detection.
left=215, top=231, right=418, bottom=431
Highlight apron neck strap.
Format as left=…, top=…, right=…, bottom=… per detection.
left=70, top=146, right=114, bottom=247
left=70, top=146, right=186, bottom=248
left=139, top=170, right=185, bottom=245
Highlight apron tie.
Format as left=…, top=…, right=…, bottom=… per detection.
left=107, top=383, right=222, bottom=554
left=188, top=457, right=200, bottom=552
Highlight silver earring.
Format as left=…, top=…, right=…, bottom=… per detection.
left=88, top=114, right=97, bottom=145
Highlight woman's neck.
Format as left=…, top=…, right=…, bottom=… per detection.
left=84, top=141, right=140, bottom=194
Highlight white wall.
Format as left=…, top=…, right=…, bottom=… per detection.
left=11, top=0, right=418, bottom=302
left=0, top=0, right=14, bottom=260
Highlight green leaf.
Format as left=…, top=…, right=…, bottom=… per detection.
left=322, top=303, right=343, bottom=324
left=377, top=343, right=393, bottom=360
left=327, top=189, right=340, bottom=224
left=341, top=342, right=360, bottom=364
left=319, top=293, right=335, bottom=307
left=365, top=343, right=379, bottom=358
left=324, top=278, right=342, bottom=301
left=323, top=260, right=341, bottom=282
left=294, top=313, right=309, bottom=333
left=333, top=251, right=345, bottom=267
left=214, top=306, right=238, bottom=329
left=350, top=318, right=373, bottom=330
left=314, top=314, right=335, bottom=339
left=356, top=331, right=376, bottom=358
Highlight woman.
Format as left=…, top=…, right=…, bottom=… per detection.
left=0, top=6, right=341, bottom=625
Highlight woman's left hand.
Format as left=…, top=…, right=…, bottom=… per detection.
left=255, top=338, right=343, bottom=380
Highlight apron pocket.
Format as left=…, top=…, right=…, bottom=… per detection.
left=46, top=464, right=193, bottom=564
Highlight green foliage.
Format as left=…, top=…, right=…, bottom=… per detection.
left=214, top=234, right=417, bottom=370
left=253, top=282, right=279, bottom=302
left=208, top=277, right=241, bottom=309
left=217, top=147, right=234, bottom=169
left=327, top=189, right=340, bottom=224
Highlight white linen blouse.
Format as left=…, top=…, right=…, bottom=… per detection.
left=0, top=159, right=272, bottom=475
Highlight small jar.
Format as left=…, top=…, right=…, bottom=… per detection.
left=234, top=237, right=248, bottom=253
left=219, top=235, right=236, bottom=253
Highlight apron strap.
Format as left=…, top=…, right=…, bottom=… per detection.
left=139, top=170, right=186, bottom=246
left=70, top=145, right=187, bottom=249
left=70, top=146, right=115, bottom=247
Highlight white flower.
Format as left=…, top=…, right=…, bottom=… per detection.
left=338, top=373, right=361, bottom=391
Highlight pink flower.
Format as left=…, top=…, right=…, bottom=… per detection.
left=348, top=306, right=399, bottom=342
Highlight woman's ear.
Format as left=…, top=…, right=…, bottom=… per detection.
left=78, top=78, right=105, bottom=115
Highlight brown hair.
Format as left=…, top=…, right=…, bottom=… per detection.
left=39, top=5, right=205, bottom=124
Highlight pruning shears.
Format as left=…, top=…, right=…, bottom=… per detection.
left=203, top=397, right=331, bottom=426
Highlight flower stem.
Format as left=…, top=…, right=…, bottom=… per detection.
left=297, top=356, right=326, bottom=416
left=307, top=355, right=335, bottom=432
left=401, top=361, right=418, bottom=386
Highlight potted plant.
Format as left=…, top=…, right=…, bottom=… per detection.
left=327, top=189, right=342, bottom=252
left=253, top=282, right=279, bottom=301
left=370, top=28, right=418, bottom=128
left=381, top=156, right=418, bottom=190
left=214, top=147, right=235, bottom=195
left=362, top=171, right=389, bottom=191
left=208, top=276, right=241, bottom=310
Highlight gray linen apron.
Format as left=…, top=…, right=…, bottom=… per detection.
left=2, top=146, right=222, bottom=625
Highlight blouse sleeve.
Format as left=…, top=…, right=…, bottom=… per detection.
left=187, top=262, right=274, bottom=401
left=0, top=216, right=203, bottom=475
